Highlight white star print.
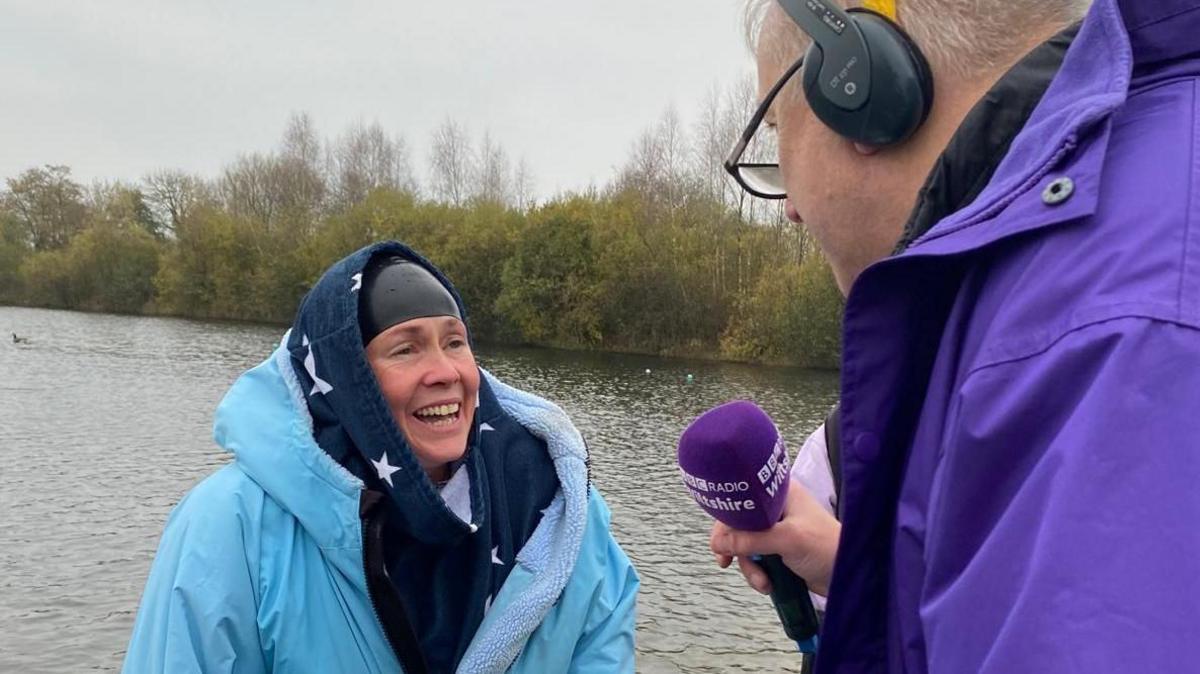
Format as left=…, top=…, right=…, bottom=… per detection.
left=350, top=273, right=362, bottom=292
left=301, top=335, right=333, bottom=396
left=372, top=453, right=401, bottom=487
left=480, top=423, right=495, bottom=432
left=491, top=546, right=504, bottom=566
left=484, top=594, right=493, bottom=615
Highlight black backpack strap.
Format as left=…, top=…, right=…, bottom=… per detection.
left=823, top=404, right=843, bottom=519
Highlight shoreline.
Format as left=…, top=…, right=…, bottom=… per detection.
left=0, top=302, right=840, bottom=371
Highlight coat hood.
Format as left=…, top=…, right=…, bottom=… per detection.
left=284, top=241, right=483, bottom=546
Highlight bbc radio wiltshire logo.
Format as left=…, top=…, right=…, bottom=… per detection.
left=679, top=436, right=790, bottom=515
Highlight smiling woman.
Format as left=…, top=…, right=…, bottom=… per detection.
left=121, top=241, right=639, bottom=673
left=367, top=312, right=480, bottom=480
left=359, top=258, right=482, bottom=483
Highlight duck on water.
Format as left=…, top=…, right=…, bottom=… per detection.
left=12, top=333, right=29, bottom=344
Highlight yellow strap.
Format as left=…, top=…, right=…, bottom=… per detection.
left=861, top=0, right=897, bottom=20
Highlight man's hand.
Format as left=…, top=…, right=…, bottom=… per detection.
left=709, top=480, right=841, bottom=596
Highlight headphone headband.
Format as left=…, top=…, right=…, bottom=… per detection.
left=777, top=0, right=873, bottom=110
left=774, top=0, right=931, bottom=146
left=861, top=0, right=897, bottom=20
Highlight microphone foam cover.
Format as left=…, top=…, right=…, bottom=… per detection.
left=677, top=400, right=791, bottom=531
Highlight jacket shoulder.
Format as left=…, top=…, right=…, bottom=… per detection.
left=152, top=463, right=275, bottom=588
left=123, top=464, right=273, bottom=672
left=965, top=76, right=1200, bottom=366
left=171, top=462, right=270, bottom=529
left=1059, top=74, right=1199, bottom=320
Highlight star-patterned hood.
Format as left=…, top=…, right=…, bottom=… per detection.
left=285, top=241, right=484, bottom=546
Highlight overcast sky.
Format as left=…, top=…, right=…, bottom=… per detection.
left=0, top=0, right=754, bottom=199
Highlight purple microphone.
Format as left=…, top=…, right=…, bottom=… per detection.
left=678, top=400, right=821, bottom=657
left=677, top=400, right=792, bottom=531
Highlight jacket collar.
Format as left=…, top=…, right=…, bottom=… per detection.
left=896, top=0, right=1136, bottom=259
left=893, top=23, right=1079, bottom=252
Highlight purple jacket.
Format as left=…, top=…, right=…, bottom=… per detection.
left=821, top=1, right=1200, bottom=672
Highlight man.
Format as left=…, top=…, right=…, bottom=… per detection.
left=711, top=0, right=1200, bottom=671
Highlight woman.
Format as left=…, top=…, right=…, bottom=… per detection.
left=123, top=242, right=639, bottom=673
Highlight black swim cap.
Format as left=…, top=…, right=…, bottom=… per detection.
left=358, top=255, right=462, bottom=345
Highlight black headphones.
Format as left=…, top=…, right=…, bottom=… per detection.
left=778, top=0, right=934, bottom=146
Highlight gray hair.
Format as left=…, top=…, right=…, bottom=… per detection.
left=745, top=0, right=1092, bottom=80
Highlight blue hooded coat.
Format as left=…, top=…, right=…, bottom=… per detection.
left=122, top=242, right=638, bottom=673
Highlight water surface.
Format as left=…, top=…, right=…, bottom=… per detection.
left=0, top=306, right=838, bottom=672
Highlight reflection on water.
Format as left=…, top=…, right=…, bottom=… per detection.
left=0, top=306, right=837, bottom=673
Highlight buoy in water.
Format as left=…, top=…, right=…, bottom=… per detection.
left=686, top=373, right=694, bottom=383
left=645, top=368, right=651, bottom=374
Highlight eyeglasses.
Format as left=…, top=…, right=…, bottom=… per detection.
left=723, top=57, right=805, bottom=200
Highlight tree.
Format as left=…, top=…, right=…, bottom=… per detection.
left=327, top=121, right=416, bottom=209
left=0, top=94, right=843, bottom=367
left=3, top=165, right=87, bottom=250
left=62, top=222, right=161, bottom=313
left=473, top=131, right=512, bottom=206
left=615, top=107, right=696, bottom=214
left=435, top=200, right=521, bottom=340
left=143, top=169, right=210, bottom=236
left=219, top=153, right=284, bottom=226
left=496, top=198, right=603, bottom=346
left=692, top=82, right=756, bottom=210
left=18, top=249, right=74, bottom=307
left=277, top=112, right=328, bottom=223
left=513, top=157, right=536, bottom=211
left=0, top=209, right=30, bottom=301
left=428, top=118, right=474, bottom=206
left=155, top=205, right=266, bottom=320
left=281, top=112, right=324, bottom=174
left=89, top=181, right=161, bottom=237
left=720, top=254, right=843, bottom=367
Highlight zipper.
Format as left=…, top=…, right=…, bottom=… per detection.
left=360, top=490, right=429, bottom=674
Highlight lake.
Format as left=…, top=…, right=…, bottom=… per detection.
left=0, top=305, right=838, bottom=672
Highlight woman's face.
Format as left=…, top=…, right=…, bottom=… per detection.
left=365, top=316, right=480, bottom=479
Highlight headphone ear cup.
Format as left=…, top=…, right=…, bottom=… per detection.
left=801, top=9, right=934, bottom=146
